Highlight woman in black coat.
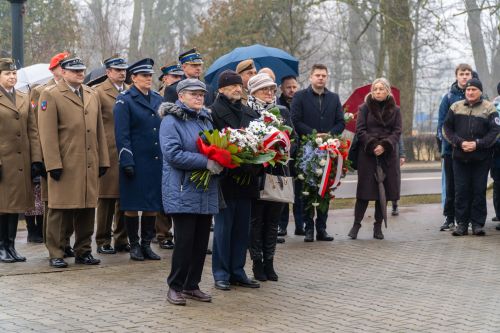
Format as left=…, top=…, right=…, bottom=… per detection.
left=348, top=78, right=402, bottom=240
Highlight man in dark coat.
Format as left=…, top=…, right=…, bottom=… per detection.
left=210, top=70, right=261, bottom=291
left=443, top=78, right=500, bottom=236
left=436, top=63, right=472, bottom=231
left=291, top=64, right=345, bottom=242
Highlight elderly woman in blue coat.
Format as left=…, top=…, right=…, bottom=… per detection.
left=114, top=58, right=163, bottom=261
left=159, top=79, right=223, bottom=306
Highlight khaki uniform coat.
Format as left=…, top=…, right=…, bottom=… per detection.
left=30, top=78, right=56, bottom=202
left=0, top=89, right=43, bottom=213
left=38, top=81, right=110, bottom=209
left=93, top=79, right=128, bottom=198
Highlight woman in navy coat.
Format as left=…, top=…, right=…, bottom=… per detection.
left=114, top=58, right=163, bottom=261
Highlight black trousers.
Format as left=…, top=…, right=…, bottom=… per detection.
left=354, top=199, right=384, bottom=223
left=249, top=200, right=284, bottom=261
left=453, top=158, right=490, bottom=227
left=443, top=155, right=455, bottom=218
left=491, top=166, right=500, bottom=219
left=167, top=214, right=212, bottom=292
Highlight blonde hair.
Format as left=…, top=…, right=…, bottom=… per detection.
left=365, top=77, right=392, bottom=102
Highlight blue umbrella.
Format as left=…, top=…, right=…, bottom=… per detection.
left=204, top=44, right=299, bottom=87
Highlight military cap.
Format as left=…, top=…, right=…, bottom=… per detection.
left=49, top=52, right=70, bottom=70
left=0, top=58, right=17, bottom=72
left=179, top=48, right=203, bottom=65
left=103, top=56, right=128, bottom=69
left=236, top=59, right=255, bottom=74
left=127, top=58, right=155, bottom=75
left=159, top=62, right=184, bottom=81
left=176, top=78, right=207, bottom=93
left=60, top=57, right=87, bottom=70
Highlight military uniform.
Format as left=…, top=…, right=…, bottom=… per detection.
left=31, top=78, right=75, bottom=251
left=93, top=58, right=130, bottom=252
left=163, top=49, right=203, bottom=103
left=38, top=58, right=110, bottom=265
left=0, top=58, right=43, bottom=262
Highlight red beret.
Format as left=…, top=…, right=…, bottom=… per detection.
left=49, top=52, right=70, bottom=70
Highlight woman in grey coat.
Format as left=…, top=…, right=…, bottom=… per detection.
left=159, top=79, right=222, bottom=306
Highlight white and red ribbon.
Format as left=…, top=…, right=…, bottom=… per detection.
left=318, top=142, right=344, bottom=198
left=262, top=130, right=291, bottom=161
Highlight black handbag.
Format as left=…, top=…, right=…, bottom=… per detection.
left=348, top=107, right=367, bottom=170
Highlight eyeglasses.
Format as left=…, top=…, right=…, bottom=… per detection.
left=186, top=91, right=205, bottom=99
left=260, top=86, right=277, bottom=94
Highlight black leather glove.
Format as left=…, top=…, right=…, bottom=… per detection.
left=123, top=166, right=135, bottom=178
left=49, top=168, right=63, bottom=181
left=99, top=167, right=108, bottom=177
left=31, top=162, right=44, bottom=179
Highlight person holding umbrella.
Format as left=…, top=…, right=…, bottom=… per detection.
left=347, top=78, right=402, bottom=240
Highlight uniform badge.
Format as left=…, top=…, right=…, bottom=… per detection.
left=41, top=100, right=47, bottom=111
left=495, top=117, right=500, bottom=126
left=31, top=100, right=35, bottom=109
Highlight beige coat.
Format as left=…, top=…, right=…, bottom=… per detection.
left=38, top=81, right=110, bottom=209
left=0, top=89, right=42, bottom=213
left=30, top=78, right=56, bottom=202
left=93, top=79, right=128, bottom=198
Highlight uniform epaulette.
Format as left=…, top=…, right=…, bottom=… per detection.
left=46, top=85, right=57, bottom=92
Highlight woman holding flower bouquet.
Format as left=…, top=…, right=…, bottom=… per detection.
left=247, top=73, right=297, bottom=281
left=159, top=79, right=223, bottom=306
left=348, top=78, right=402, bottom=240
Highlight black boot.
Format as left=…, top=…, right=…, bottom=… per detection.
left=35, top=215, right=44, bottom=242
left=140, top=216, right=161, bottom=260
left=6, top=214, right=26, bottom=261
left=252, top=259, right=267, bottom=281
left=452, top=223, right=469, bottom=236
left=26, top=216, right=43, bottom=243
left=373, top=221, right=384, bottom=240
left=0, top=216, right=15, bottom=263
left=348, top=222, right=362, bottom=239
left=125, top=215, right=144, bottom=261
left=264, top=258, right=278, bottom=281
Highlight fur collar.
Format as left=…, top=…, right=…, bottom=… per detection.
left=365, top=94, right=397, bottom=126
left=157, top=101, right=211, bottom=121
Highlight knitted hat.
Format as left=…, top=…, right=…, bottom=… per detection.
left=465, top=78, right=483, bottom=92
left=248, top=73, right=276, bottom=95
left=218, top=70, right=242, bottom=89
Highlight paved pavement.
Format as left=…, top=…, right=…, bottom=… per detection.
left=2, top=203, right=500, bottom=332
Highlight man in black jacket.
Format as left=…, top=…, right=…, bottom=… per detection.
left=210, top=70, right=261, bottom=291
left=443, top=78, right=500, bottom=236
left=291, top=64, right=345, bottom=242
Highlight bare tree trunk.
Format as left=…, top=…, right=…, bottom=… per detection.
left=381, top=0, right=414, bottom=137
left=128, top=0, right=142, bottom=61
left=464, top=0, right=493, bottom=97
left=348, top=3, right=366, bottom=89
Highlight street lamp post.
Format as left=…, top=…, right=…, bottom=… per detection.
left=8, top=0, right=27, bottom=67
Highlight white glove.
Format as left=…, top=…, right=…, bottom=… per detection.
left=207, top=159, right=223, bottom=175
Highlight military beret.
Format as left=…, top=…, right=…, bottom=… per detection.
left=127, top=58, right=155, bottom=75
left=103, top=56, right=128, bottom=69
left=179, top=48, right=203, bottom=65
left=49, top=52, right=70, bottom=70
left=465, top=78, right=483, bottom=92
left=60, top=57, right=86, bottom=70
left=177, top=78, right=207, bottom=94
left=0, top=58, right=17, bottom=72
left=236, top=59, right=255, bottom=74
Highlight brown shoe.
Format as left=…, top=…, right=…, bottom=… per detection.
left=167, top=288, right=186, bottom=306
left=182, top=289, right=212, bottom=302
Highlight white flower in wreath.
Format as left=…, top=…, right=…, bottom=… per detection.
left=297, top=174, right=305, bottom=180
left=302, top=191, right=310, bottom=196
left=315, top=168, right=323, bottom=176
left=315, top=137, right=323, bottom=145
left=319, top=158, right=327, bottom=167
left=312, top=202, right=320, bottom=207
left=327, top=138, right=335, bottom=145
